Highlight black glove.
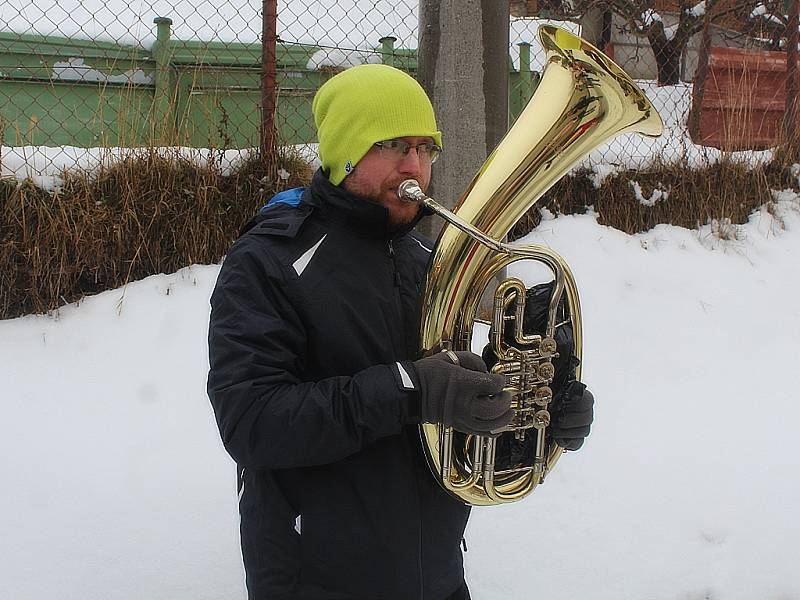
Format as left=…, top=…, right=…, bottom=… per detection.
left=413, top=351, right=514, bottom=436
left=549, top=380, right=594, bottom=451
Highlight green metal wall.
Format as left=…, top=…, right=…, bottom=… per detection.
left=0, top=33, right=156, bottom=146
left=1, top=26, right=538, bottom=151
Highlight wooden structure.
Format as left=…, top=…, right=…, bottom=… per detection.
left=689, top=46, right=797, bottom=149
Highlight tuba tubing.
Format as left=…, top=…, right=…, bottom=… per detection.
left=404, top=26, right=663, bottom=506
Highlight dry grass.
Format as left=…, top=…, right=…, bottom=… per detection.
left=3, top=138, right=800, bottom=321
left=510, top=152, right=800, bottom=240
left=0, top=148, right=312, bottom=319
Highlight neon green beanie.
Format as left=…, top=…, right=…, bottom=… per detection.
left=312, top=64, right=442, bottom=186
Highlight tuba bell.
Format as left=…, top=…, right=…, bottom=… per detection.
left=400, top=26, right=664, bottom=506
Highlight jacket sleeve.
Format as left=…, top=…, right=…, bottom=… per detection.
left=207, top=238, right=419, bottom=470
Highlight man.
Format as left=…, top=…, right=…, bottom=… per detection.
left=207, top=64, right=593, bottom=600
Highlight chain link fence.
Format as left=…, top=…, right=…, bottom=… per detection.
left=0, top=0, right=796, bottom=188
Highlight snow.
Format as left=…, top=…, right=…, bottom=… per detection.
left=587, top=162, right=621, bottom=188
left=641, top=8, right=663, bottom=28
left=687, top=1, right=706, bottom=18
left=2, top=183, right=800, bottom=598
left=0, top=265, right=244, bottom=599
left=629, top=179, right=670, bottom=206
left=51, top=57, right=153, bottom=85
left=639, top=8, right=677, bottom=40
left=663, top=23, right=679, bottom=41
left=0, top=144, right=321, bottom=192
left=750, top=3, right=785, bottom=27
left=479, top=194, right=800, bottom=598
left=306, top=47, right=382, bottom=71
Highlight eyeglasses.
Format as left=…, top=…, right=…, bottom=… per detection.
left=373, top=139, right=442, bottom=164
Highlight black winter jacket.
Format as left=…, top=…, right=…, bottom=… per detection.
left=207, top=171, right=471, bottom=600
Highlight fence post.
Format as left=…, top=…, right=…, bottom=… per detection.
left=688, top=7, right=712, bottom=144
left=416, top=0, right=509, bottom=239
left=379, top=36, right=397, bottom=67
left=785, top=0, right=799, bottom=150
left=261, top=0, right=278, bottom=174
left=509, top=42, right=532, bottom=126
left=152, top=17, right=174, bottom=141
left=519, top=42, right=532, bottom=100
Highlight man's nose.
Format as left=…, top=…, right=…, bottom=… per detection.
left=397, top=148, right=423, bottom=175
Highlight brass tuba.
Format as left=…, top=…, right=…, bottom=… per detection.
left=400, top=26, right=663, bottom=506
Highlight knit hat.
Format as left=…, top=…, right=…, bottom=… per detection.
left=312, top=64, right=442, bottom=186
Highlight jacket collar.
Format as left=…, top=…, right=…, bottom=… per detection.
left=308, top=169, right=426, bottom=239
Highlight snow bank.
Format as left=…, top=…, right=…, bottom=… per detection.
left=2, top=192, right=800, bottom=599
left=0, top=144, right=320, bottom=192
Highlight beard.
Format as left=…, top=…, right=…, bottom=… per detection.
left=343, top=176, right=422, bottom=231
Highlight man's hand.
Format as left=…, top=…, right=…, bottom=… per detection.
left=550, top=381, right=594, bottom=451
left=413, top=351, right=513, bottom=436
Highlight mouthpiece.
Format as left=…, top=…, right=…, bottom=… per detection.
left=395, top=179, right=508, bottom=254
left=398, top=179, right=426, bottom=203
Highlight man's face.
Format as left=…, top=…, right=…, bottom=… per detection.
left=342, top=136, right=434, bottom=231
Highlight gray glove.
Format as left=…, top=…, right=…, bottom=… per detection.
left=413, top=350, right=514, bottom=436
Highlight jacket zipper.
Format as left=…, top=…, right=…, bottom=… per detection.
left=387, top=240, right=406, bottom=358
left=387, top=240, right=402, bottom=287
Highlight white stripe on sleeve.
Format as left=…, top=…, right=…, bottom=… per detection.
left=396, top=362, right=415, bottom=390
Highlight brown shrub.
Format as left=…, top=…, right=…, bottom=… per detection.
left=3, top=144, right=799, bottom=320
left=510, top=155, right=797, bottom=240
left=0, top=149, right=312, bottom=319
